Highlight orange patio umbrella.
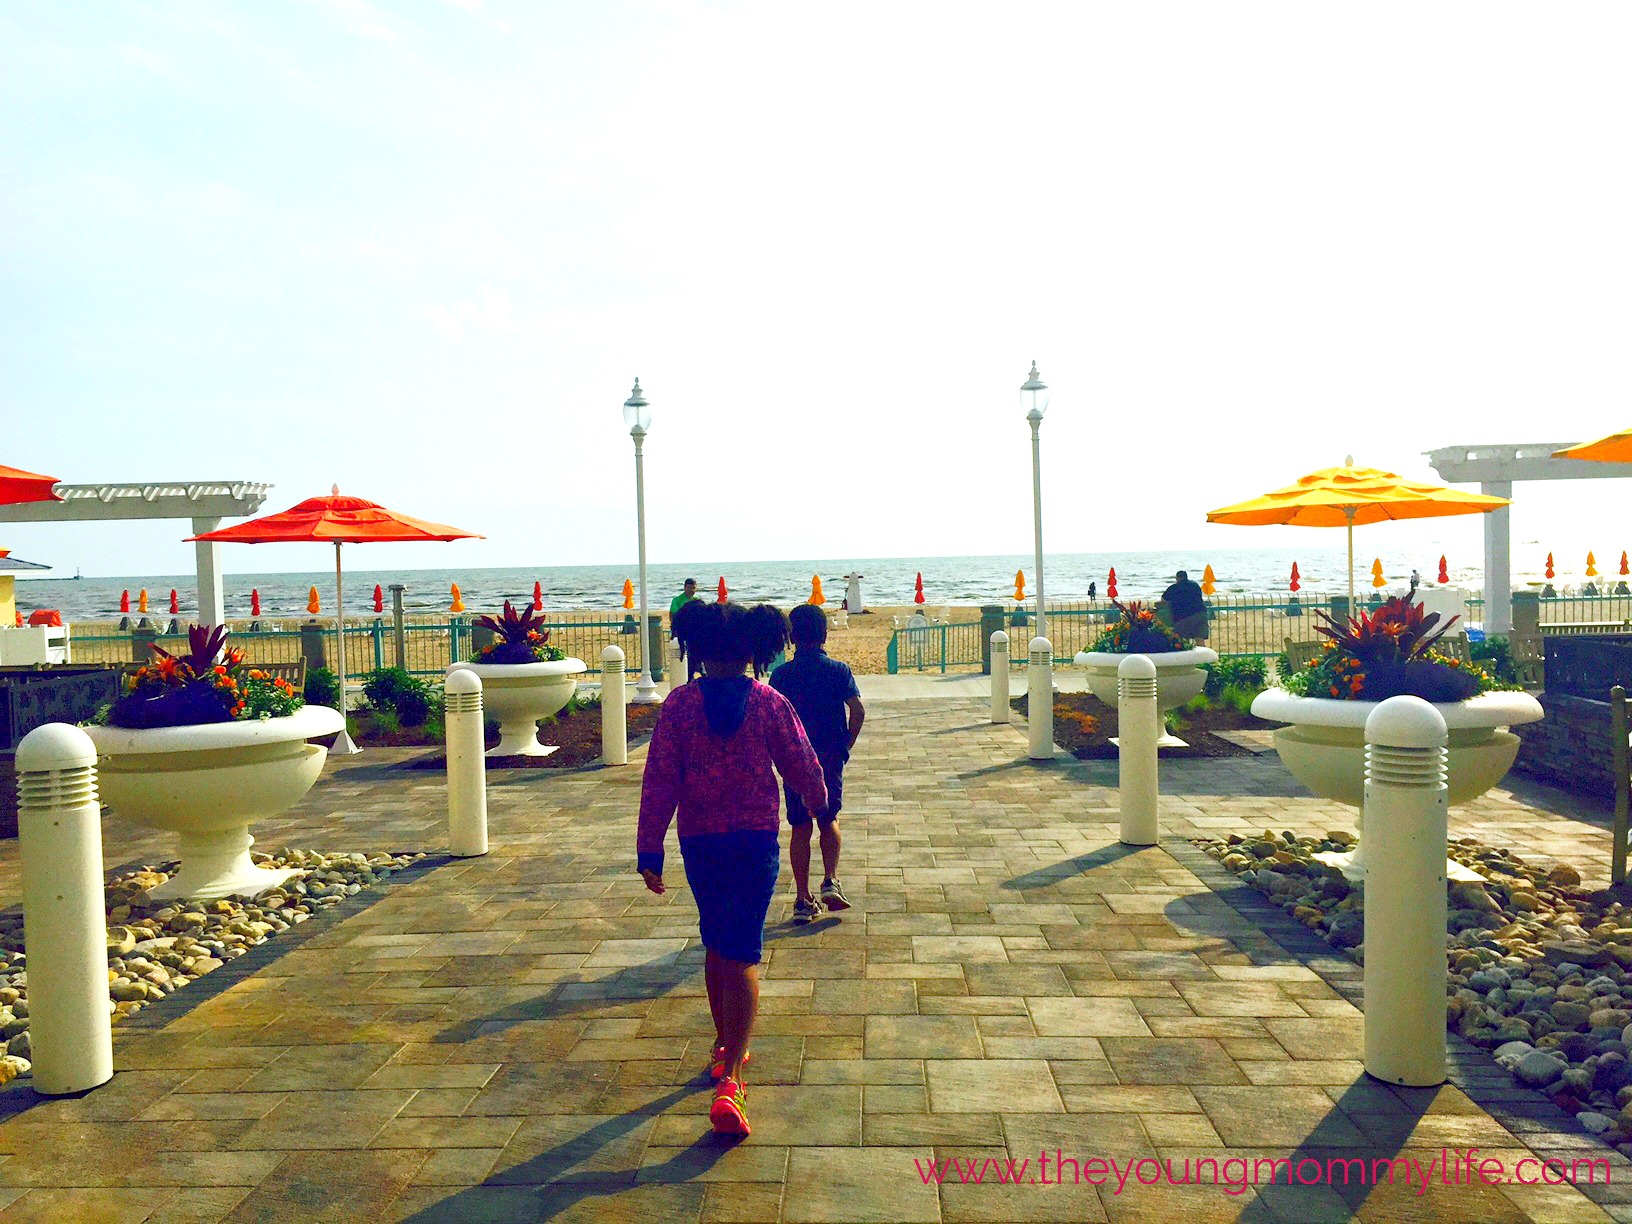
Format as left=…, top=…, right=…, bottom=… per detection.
left=1207, top=458, right=1509, bottom=607
left=1370, top=559, right=1386, bottom=589
left=1014, top=570, right=1026, bottom=602
left=0, top=464, right=61, bottom=506
left=1621, top=552, right=1629, bottom=577
left=1553, top=431, right=1632, bottom=463
left=190, top=488, right=481, bottom=755
left=809, top=575, right=825, bottom=605
left=307, top=587, right=321, bottom=614
left=1200, top=564, right=1216, bottom=596
left=138, top=588, right=148, bottom=614
left=1545, top=553, right=1556, bottom=580
left=1587, top=552, right=1600, bottom=579
left=621, top=579, right=634, bottom=611
left=449, top=583, right=465, bottom=613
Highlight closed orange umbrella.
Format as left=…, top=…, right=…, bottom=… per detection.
left=1014, top=570, right=1026, bottom=602
left=1370, top=559, right=1386, bottom=589
left=138, top=588, right=148, bottom=614
left=190, top=488, right=481, bottom=755
left=307, top=587, right=321, bottom=614
left=1587, top=551, right=1599, bottom=578
left=1208, top=459, right=1508, bottom=607
left=809, top=575, right=825, bottom=605
left=449, top=583, right=465, bottom=613
left=1200, top=564, right=1216, bottom=596
left=621, top=579, right=634, bottom=610
left=1621, top=552, right=1628, bottom=577
left=1545, top=553, right=1555, bottom=580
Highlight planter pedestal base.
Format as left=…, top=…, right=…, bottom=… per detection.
left=488, top=728, right=558, bottom=759
left=1312, top=847, right=1484, bottom=886
left=1110, top=733, right=1190, bottom=749
left=150, top=829, right=302, bottom=901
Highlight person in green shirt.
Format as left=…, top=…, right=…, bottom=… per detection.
left=670, top=578, right=703, bottom=681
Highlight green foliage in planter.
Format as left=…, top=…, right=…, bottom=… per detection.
left=1470, top=635, right=1518, bottom=685
left=1203, top=655, right=1268, bottom=698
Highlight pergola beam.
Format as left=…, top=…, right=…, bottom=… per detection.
left=1426, top=444, right=1632, bottom=635
left=0, top=482, right=270, bottom=626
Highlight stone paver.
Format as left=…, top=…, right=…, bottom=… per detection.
left=0, top=689, right=1619, bottom=1219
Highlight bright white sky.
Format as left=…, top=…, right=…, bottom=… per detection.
left=2, top=1, right=1629, bottom=580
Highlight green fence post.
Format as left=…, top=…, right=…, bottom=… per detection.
left=980, top=605, right=1005, bottom=675
left=647, top=614, right=666, bottom=682
left=939, top=624, right=948, bottom=675
left=886, top=634, right=898, bottom=675
left=371, top=619, right=385, bottom=671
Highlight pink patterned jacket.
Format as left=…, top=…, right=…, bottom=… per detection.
left=636, top=680, right=828, bottom=874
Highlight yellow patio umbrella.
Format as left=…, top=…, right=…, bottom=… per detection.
left=1200, top=564, right=1216, bottom=596
left=1587, top=551, right=1600, bottom=578
left=1014, top=569, right=1026, bottom=602
left=809, top=575, right=825, bottom=605
left=1553, top=431, right=1632, bottom=463
left=450, top=582, right=465, bottom=613
left=1371, top=559, right=1386, bottom=589
left=138, top=588, right=149, bottom=615
left=1206, top=458, right=1510, bottom=608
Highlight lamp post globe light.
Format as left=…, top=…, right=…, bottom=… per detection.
left=624, top=378, right=660, bottom=703
left=1021, top=361, right=1049, bottom=641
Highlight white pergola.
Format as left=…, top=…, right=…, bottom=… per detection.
left=1425, top=444, right=1632, bottom=633
left=0, top=481, right=271, bottom=625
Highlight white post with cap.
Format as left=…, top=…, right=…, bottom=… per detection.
left=601, top=645, right=628, bottom=765
left=444, top=668, right=488, bottom=857
left=16, top=723, right=114, bottom=1095
left=1118, top=654, right=1159, bottom=845
left=1363, top=695, right=1448, bottom=1088
left=990, top=630, right=1010, bottom=723
left=1027, top=636, right=1053, bottom=760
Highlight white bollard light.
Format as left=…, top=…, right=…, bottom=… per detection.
left=1363, top=695, right=1448, bottom=1088
left=16, top=723, right=113, bottom=1096
left=1118, top=654, right=1159, bottom=846
left=601, top=645, right=628, bottom=766
left=444, top=668, right=488, bottom=857
left=990, top=631, right=1010, bottom=724
left=1027, top=636, right=1053, bottom=760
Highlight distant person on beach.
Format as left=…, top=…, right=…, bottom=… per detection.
left=771, top=604, right=864, bottom=924
left=670, top=578, right=703, bottom=681
left=637, top=601, right=827, bottom=1138
left=1410, top=568, right=1422, bottom=594
left=1161, top=570, right=1208, bottom=640
left=1087, top=581, right=1097, bottom=601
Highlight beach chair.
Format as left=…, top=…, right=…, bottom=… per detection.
left=1283, top=639, right=1324, bottom=672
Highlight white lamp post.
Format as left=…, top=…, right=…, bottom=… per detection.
left=624, top=378, right=660, bottom=703
left=1021, top=361, right=1049, bottom=641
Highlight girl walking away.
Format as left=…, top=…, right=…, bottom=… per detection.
left=637, top=601, right=828, bottom=1138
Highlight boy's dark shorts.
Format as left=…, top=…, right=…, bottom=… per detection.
left=786, top=753, right=845, bottom=828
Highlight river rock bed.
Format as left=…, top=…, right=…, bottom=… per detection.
left=1200, top=830, right=1632, bottom=1155
left=0, top=848, right=424, bottom=1085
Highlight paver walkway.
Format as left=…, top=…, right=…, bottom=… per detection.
left=0, top=695, right=1622, bottom=1220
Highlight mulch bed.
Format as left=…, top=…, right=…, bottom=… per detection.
left=1016, top=691, right=1278, bottom=759
left=401, top=701, right=660, bottom=771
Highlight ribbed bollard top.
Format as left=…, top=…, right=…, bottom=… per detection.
left=1117, top=652, right=1158, bottom=697
left=600, top=645, right=625, bottom=668
left=991, top=631, right=1008, bottom=648
left=1028, top=636, right=1051, bottom=657
left=444, top=667, right=483, bottom=714
left=16, top=724, right=99, bottom=809
left=1365, top=695, right=1447, bottom=788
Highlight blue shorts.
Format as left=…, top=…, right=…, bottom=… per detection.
left=786, top=754, right=845, bottom=827
left=679, top=830, right=780, bottom=965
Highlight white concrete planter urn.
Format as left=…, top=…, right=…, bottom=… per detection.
left=86, top=704, right=346, bottom=901
left=447, top=658, right=587, bottom=757
left=1075, top=647, right=1219, bottom=747
left=1249, top=687, right=1543, bottom=881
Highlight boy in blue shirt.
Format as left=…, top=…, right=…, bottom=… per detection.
left=770, top=604, right=865, bottom=922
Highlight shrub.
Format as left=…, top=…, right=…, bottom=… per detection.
left=362, top=667, right=433, bottom=727
left=1204, top=655, right=1268, bottom=698
left=370, top=705, right=402, bottom=736
left=305, top=667, right=341, bottom=709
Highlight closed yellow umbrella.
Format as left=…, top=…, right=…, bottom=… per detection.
left=1201, top=564, right=1216, bottom=596
left=1553, top=432, right=1632, bottom=463
left=1014, top=569, right=1026, bottom=602
left=1587, top=551, right=1599, bottom=578
left=450, top=582, right=464, bottom=613
left=1207, top=458, right=1509, bottom=607
left=809, top=575, right=825, bottom=605
left=1371, top=559, right=1387, bottom=589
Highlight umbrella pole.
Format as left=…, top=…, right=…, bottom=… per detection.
left=332, top=542, right=359, bottom=755
left=1346, top=508, right=1356, bottom=614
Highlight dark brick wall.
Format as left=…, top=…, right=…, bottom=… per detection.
left=1513, top=693, right=1618, bottom=798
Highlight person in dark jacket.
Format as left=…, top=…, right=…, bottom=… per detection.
left=1161, top=570, right=1208, bottom=640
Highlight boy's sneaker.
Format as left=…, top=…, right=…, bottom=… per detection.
left=710, top=1077, right=750, bottom=1136
left=820, top=878, right=851, bottom=911
left=792, top=896, right=821, bottom=924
